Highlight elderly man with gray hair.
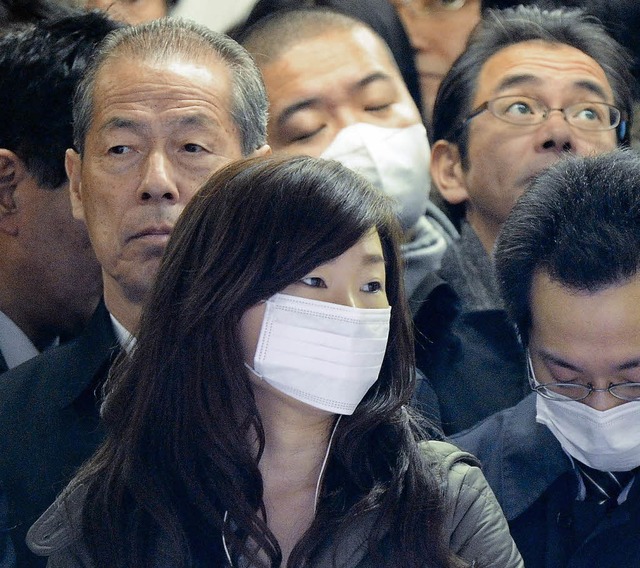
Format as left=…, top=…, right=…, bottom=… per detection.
left=0, top=17, right=270, bottom=567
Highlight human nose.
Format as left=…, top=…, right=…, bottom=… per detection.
left=582, top=387, right=627, bottom=411
left=329, top=288, right=362, bottom=309
left=137, top=151, right=179, bottom=203
left=334, top=107, right=362, bottom=131
left=535, top=109, right=575, bottom=153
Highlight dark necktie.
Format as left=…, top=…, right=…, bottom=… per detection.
left=574, top=460, right=637, bottom=507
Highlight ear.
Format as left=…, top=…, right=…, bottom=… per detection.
left=0, top=149, right=27, bottom=236
left=250, top=144, right=272, bottom=158
left=66, top=148, right=85, bottom=221
left=430, top=140, right=470, bottom=205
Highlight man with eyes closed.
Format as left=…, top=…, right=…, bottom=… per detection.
left=0, top=18, right=269, bottom=568
left=411, top=5, right=634, bottom=435
left=241, top=7, right=458, bottom=300
left=453, top=149, right=640, bottom=568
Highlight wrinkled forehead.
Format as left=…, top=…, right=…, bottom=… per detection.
left=474, top=40, right=615, bottom=105
left=85, top=52, right=238, bottom=142
left=89, top=51, right=235, bottom=114
left=94, top=49, right=232, bottom=87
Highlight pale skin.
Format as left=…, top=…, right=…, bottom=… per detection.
left=0, top=149, right=101, bottom=349
left=431, top=40, right=619, bottom=252
left=390, top=0, right=481, bottom=125
left=67, top=54, right=270, bottom=332
left=528, top=270, right=640, bottom=412
left=260, top=26, right=422, bottom=157
left=239, top=230, right=389, bottom=562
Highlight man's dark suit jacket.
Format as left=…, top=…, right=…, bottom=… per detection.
left=0, top=301, right=117, bottom=567
left=453, top=394, right=640, bottom=567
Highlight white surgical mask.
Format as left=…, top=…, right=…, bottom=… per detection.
left=536, top=395, right=640, bottom=472
left=246, top=293, right=391, bottom=415
left=320, top=123, right=431, bottom=232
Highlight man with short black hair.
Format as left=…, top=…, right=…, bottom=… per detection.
left=454, top=149, right=640, bottom=567
left=0, top=6, right=119, bottom=373
left=0, top=10, right=119, bottom=567
left=412, top=5, right=633, bottom=435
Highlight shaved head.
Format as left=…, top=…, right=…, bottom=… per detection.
left=241, top=7, right=397, bottom=70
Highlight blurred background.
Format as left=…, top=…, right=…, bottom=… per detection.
left=172, top=0, right=255, bottom=31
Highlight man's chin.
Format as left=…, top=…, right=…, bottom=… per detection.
left=120, top=259, right=164, bottom=305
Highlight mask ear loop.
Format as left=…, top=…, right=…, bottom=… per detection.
left=222, top=510, right=233, bottom=566
left=619, top=120, right=628, bottom=142
left=222, top=414, right=342, bottom=566
left=314, top=414, right=341, bottom=514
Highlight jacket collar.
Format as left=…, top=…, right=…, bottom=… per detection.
left=498, top=393, right=575, bottom=520
left=0, top=300, right=118, bottom=421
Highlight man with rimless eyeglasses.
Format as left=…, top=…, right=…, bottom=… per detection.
left=453, top=149, right=640, bottom=568
left=410, top=5, right=634, bottom=435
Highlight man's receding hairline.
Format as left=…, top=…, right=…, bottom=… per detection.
left=90, top=49, right=233, bottom=102
left=95, top=40, right=231, bottom=71
left=476, top=38, right=617, bottom=103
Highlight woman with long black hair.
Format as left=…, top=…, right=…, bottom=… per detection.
left=28, top=156, right=522, bottom=567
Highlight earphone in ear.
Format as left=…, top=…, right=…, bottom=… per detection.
left=619, top=120, right=628, bottom=142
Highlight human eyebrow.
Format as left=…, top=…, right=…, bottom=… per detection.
left=361, top=253, right=386, bottom=266
left=572, top=80, right=610, bottom=102
left=353, top=71, right=394, bottom=91
left=493, top=74, right=541, bottom=94
left=616, top=358, right=640, bottom=371
left=538, top=349, right=582, bottom=372
left=493, top=74, right=610, bottom=102
left=276, top=98, right=320, bottom=129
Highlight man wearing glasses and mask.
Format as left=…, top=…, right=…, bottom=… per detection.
left=411, top=5, right=634, bottom=435
left=453, top=149, right=640, bottom=567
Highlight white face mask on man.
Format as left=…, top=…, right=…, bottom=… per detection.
left=320, top=123, right=431, bottom=232
left=245, top=293, right=391, bottom=415
left=536, top=395, right=640, bottom=472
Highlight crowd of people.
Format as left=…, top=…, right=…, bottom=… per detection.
left=1, top=0, right=639, bottom=567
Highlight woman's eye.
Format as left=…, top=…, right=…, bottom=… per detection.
left=301, top=276, right=326, bottom=288
left=362, top=281, right=383, bottom=293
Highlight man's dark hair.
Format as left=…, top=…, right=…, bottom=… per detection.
left=433, top=5, right=635, bottom=161
left=0, top=0, right=71, bottom=24
left=0, top=8, right=120, bottom=188
left=496, top=149, right=640, bottom=344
